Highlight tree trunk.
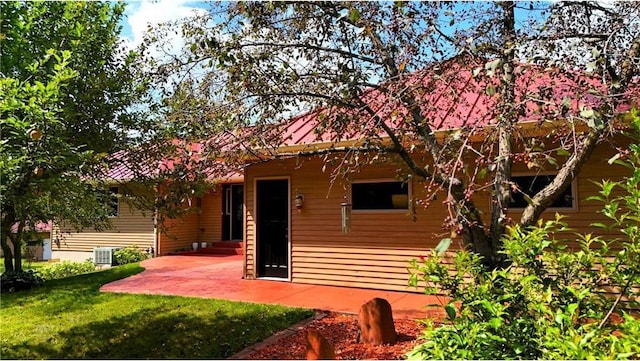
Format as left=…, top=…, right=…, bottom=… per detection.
left=1, top=236, right=14, bottom=273
left=1, top=211, right=17, bottom=273
left=13, top=240, right=23, bottom=272
left=5, top=228, right=23, bottom=272
left=489, top=1, right=516, bottom=254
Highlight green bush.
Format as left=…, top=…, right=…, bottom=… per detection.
left=113, top=245, right=149, bottom=265
left=408, top=112, right=640, bottom=360
left=0, top=270, right=45, bottom=293
left=38, top=260, right=96, bottom=280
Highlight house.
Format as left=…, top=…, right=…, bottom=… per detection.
left=50, top=150, right=245, bottom=262
left=1, top=221, right=53, bottom=261
left=53, top=57, right=637, bottom=294
left=239, top=59, right=638, bottom=292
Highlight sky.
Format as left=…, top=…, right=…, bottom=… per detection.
left=119, top=0, right=208, bottom=51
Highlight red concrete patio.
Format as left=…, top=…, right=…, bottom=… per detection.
left=100, top=255, right=445, bottom=320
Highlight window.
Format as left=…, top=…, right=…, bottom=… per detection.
left=107, top=187, right=119, bottom=217
left=352, top=180, right=409, bottom=210
left=510, top=174, right=574, bottom=209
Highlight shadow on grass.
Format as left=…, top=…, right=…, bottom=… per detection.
left=5, top=301, right=312, bottom=359
left=0, top=264, right=145, bottom=313
left=2, top=263, right=313, bottom=359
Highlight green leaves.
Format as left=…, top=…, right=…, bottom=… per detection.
left=1, top=0, right=139, bottom=273
left=445, top=302, right=457, bottom=320
left=435, top=237, right=452, bottom=254
left=409, top=122, right=640, bottom=359
left=348, top=8, right=361, bottom=23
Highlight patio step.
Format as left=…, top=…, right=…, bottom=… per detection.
left=167, top=242, right=244, bottom=256
left=199, top=242, right=243, bottom=255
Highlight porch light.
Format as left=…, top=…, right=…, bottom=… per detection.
left=341, top=196, right=352, bottom=234
left=295, top=190, right=304, bottom=211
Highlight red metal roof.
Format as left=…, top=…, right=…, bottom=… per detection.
left=104, top=58, right=639, bottom=180
left=10, top=221, right=51, bottom=233
left=266, top=58, right=638, bottom=150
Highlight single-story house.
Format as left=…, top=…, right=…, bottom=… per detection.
left=50, top=155, right=245, bottom=262
left=239, top=58, right=638, bottom=292
left=241, top=121, right=632, bottom=292
left=54, top=58, right=638, bottom=293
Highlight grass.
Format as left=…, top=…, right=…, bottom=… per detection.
left=0, top=257, right=50, bottom=273
left=0, top=263, right=314, bottom=359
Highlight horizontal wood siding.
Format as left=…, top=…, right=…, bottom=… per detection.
left=245, top=178, right=254, bottom=279
left=199, top=188, right=223, bottom=243
left=507, top=139, right=631, bottom=245
left=245, top=138, right=631, bottom=292
left=52, top=199, right=155, bottom=252
left=52, top=184, right=230, bottom=257
left=159, top=186, right=230, bottom=254
left=159, top=204, right=200, bottom=255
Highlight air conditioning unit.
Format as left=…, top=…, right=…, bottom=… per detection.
left=93, top=247, right=122, bottom=265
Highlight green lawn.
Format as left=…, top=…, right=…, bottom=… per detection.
left=0, top=258, right=50, bottom=273
left=0, top=263, right=313, bottom=359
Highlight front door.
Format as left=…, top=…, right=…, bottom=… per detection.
left=222, top=184, right=244, bottom=241
left=256, top=179, right=289, bottom=278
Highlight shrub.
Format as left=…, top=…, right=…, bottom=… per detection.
left=113, top=245, right=149, bottom=265
left=38, top=260, right=96, bottom=280
left=408, top=112, right=640, bottom=360
left=0, top=270, right=45, bottom=293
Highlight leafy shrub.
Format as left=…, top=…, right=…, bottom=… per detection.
left=0, top=270, right=45, bottom=293
left=113, top=245, right=149, bottom=265
left=38, top=260, right=96, bottom=280
left=408, top=113, right=640, bottom=360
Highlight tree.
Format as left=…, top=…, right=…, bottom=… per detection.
left=1, top=1, right=141, bottom=153
left=144, top=1, right=639, bottom=266
left=0, top=1, right=145, bottom=273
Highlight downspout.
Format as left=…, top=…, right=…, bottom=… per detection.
left=153, top=185, right=160, bottom=257
left=153, top=208, right=159, bottom=257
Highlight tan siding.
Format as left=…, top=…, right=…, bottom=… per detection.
left=52, top=199, right=155, bottom=252
left=159, top=206, right=200, bottom=255
left=158, top=184, right=237, bottom=254
left=199, top=188, right=223, bottom=243
left=244, top=168, right=258, bottom=279
left=245, top=137, right=631, bottom=292
left=507, top=139, right=631, bottom=246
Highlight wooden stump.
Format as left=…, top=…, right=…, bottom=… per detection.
left=305, top=329, right=335, bottom=360
left=358, top=297, right=397, bottom=345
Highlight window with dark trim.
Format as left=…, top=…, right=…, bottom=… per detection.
left=108, top=187, right=119, bottom=217
left=510, top=175, right=574, bottom=209
left=352, top=181, right=409, bottom=210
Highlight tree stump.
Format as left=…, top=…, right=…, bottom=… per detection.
left=358, top=297, right=397, bottom=345
left=305, top=329, right=335, bottom=360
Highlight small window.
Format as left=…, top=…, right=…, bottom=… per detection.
left=107, top=187, right=119, bottom=217
left=352, top=180, right=409, bottom=210
left=510, top=174, right=574, bottom=209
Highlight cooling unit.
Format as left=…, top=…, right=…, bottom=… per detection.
left=93, top=247, right=122, bottom=265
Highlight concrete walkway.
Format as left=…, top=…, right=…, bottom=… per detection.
left=100, top=255, right=445, bottom=320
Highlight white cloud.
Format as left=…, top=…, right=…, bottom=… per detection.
left=121, top=0, right=208, bottom=55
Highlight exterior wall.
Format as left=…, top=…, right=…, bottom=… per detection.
left=52, top=198, right=155, bottom=261
left=507, top=138, right=631, bottom=246
left=245, top=139, right=631, bottom=292
left=199, top=187, right=223, bottom=243
left=158, top=206, right=200, bottom=254
left=50, top=250, right=93, bottom=262
left=157, top=187, right=227, bottom=254
left=50, top=183, right=230, bottom=259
